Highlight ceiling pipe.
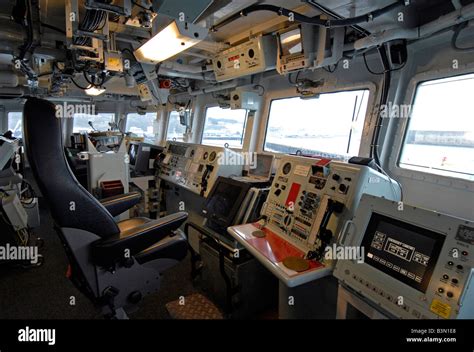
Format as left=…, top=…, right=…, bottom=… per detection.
left=157, top=66, right=215, bottom=81
left=160, top=61, right=213, bottom=74
left=187, top=80, right=240, bottom=96
left=353, top=2, right=474, bottom=50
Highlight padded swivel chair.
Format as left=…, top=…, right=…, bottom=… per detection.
left=23, top=97, right=189, bottom=318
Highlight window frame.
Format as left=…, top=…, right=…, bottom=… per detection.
left=261, top=83, right=376, bottom=157
left=200, top=105, right=249, bottom=149
left=390, top=68, right=474, bottom=189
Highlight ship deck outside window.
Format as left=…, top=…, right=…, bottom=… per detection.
left=264, top=89, right=369, bottom=159
left=166, top=111, right=186, bottom=142
left=201, top=106, right=248, bottom=148
left=399, top=73, right=474, bottom=182
left=126, top=112, right=158, bottom=144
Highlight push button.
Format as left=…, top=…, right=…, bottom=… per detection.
left=438, top=288, right=444, bottom=293
left=447, top=292, right=454, bottom=298
left=442, top=274, right=449, bottom=280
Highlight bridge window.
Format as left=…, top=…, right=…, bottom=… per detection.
left=264, top=90, right=369, bottom=159
left=399, top=73, right=474, bottom=181
left=7, top=112, right=23, bottom=139
left=202, top=106, right=247, bottom=148
left=126, top=113, right=157, bottom=143
left=73, top=113, right=115, bottom=133
left=167, top=111, right=186, bottom=141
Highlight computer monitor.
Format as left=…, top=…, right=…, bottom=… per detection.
left=279, top=26, right=303, bottom=57
left=203, top=177, right=251, bottom=233
left=361, top=212, right=445, bottom=293
left=249, top=153, right=274, bottom=178
left=128, top=142, right=163, bottom=175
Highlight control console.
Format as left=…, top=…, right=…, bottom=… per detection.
left=228, top=154, right=400, bottom=286
left=158, top=141, right=243, bottom=198
left=263, top=155, right=400, bottom=258
left=334, top=194, right=474, bottom=319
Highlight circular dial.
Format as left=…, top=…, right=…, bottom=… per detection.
left=282, top=162, right=292, bottom=175
left=209, top=151, right=217, bottom=162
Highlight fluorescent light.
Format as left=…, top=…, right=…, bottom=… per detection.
left=134, top=20, right=207, bottom=64
left=85, top=86, right=106, bottom=96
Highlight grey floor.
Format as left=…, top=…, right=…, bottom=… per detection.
left=0, top=195, right=198, bottom=320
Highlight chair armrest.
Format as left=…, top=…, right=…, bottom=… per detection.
left=100, top=192, right=141, bottom=217
left=91, top=212, right=188, bottom=267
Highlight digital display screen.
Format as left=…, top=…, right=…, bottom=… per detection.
left=361, top=213, right=445, bottom=293
left=279, top=27, right=303, bottom=56
left=206, top=182, right=243, bottom=221
left=250, top=154, right=273, bottom=177
left=169, top=144, right=187, bottom=156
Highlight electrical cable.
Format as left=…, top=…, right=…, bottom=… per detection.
left=254, top=84, right=265, bottom=96
left=70, top=77, right=91, bottom=90
left=211, top=1, right=404, bottom=32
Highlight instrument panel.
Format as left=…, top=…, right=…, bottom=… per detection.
left=158, top=141, right=243, bottom=198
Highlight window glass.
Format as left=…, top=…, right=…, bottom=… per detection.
left=167, top=111, right=186, bottom=141
left=7, top=112, right=23, bottom=139
left=264, top=90, right=369, bottom=159
left=73, top=113, right=115, bottom=133
left=202, top=106, right=247, bottom=148
left=399, top=73, right=474, bottom=181
left=126, top=113, right=158, bottom=144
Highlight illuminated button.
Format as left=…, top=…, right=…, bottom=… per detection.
left=457, top=264, right=464, bottom=270
left=442, top=274, right=449, bottom=280
left=438, top=288, right=444, bottom=293
left=447, top=261, right=454, bottom=266
left=447, top=292, right=454, bottom=298
left=451, top=278, right=459, bottom=284
left=462, top=251, right=469, bottom=256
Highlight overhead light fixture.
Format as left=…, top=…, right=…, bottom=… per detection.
left=134, top=20, right=208, bottom=64
left=85, top=86, right=106, bottom=96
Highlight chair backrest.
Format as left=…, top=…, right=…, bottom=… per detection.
left=23, top=97, right=119, bottom=238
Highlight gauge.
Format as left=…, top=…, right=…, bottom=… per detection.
left=209, top=151, right=217, bottom=162
left=282, top=162, right=292, bottom=175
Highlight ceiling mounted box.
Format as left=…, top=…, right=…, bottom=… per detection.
left=213, top=36, right=277, bottom=82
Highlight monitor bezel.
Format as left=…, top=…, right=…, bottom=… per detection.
left=203, top=176, right=251, bottom=231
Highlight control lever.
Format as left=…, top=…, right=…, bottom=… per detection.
left=308, top=199, right=343, bottom=260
